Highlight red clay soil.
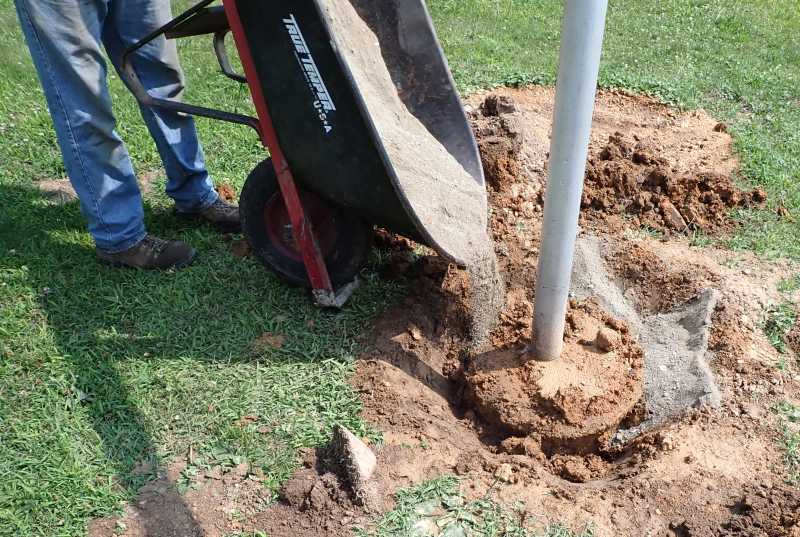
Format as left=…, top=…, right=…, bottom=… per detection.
left=88, top=88, right=800, bottom=537
left=582, top=133, right=767, bottom=235
left=468, top=87, right=768, bottom=238
left=609, top=243, right=719, bottom=313
left=788, top=317, right=800, bottom=356
left=464, top=300, right=643, bottom=454
left=346, top=90, right=799, bottom=535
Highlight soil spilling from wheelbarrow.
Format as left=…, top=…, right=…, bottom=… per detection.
left=319, top=0, right=505, bottom=346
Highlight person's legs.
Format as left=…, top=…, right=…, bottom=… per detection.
left=102, top=0, right=218, bottom=213
left=14, top=0, right=146, bottom=253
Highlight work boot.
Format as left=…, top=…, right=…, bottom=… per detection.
left=96, top=234, right=196, bottom=270
left=178, top=198, right=241, bottom=232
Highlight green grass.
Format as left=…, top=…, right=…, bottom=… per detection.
left=773, top=402, right=800, bottom=484
left=778, top=274, right=800, bottom=294
left=355, top=476, right=594, bottom=537
left=1, top=0, right=800, bottom=536
left=763, top=302, right=797, bottom=355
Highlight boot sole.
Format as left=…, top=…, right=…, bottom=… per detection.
left=96, top=248, right=197, bottom=270
left=175, top=211, right=242, bottom=233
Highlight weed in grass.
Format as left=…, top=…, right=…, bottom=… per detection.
left=763, top=302, right=797, bottom=354
left=689, top=229, right=715, bottom=249
left=773, top=402, right=800, bottom=484
left=356, top=476, right=593, bottom=537
left=778, top=274, right=800, bottom=294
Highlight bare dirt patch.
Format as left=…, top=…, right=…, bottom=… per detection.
left=89, top=88, right=800, bottom=537
left=339, top=88, right=800, bottom=536
left=88, top=461, right=270, bottom=537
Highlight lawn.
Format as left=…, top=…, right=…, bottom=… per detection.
left=0, top=0, right=798, bottom=536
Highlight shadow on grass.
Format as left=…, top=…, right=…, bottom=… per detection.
left=0, top=181, right=455, bottom=535
left=0, top=183, right=220, bottom=534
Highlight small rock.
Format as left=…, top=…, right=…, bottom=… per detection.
left=332, top=425, right=377, bottom=484
left=482, top=94, right=517, bottom=116
left=494, top=463, right=514, bottom=483
left=414, top=498, right=441, bottom=517
left=660, top=199, right=687, bottom=230
left=409, top=325, right=423, bottom=341
left=595, top=327, right=621, bottom=352
left=441, top=524, right=468, bottom=537
left=412, top=517, right=439, bottom=536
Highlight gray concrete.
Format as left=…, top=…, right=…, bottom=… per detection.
left=570, top=235, right=721, bottom=443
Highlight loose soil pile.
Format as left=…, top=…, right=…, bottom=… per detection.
left=467, top=87, right=769, bottom=238
left=464, top=300, right=644, bottom=455
left=582, top=133, right=767, bottom=234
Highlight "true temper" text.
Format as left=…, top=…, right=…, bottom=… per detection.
left=284, top=14, right=336, bottom=134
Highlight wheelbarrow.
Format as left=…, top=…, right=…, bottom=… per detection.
left=121, top=0, right=485, bottom=307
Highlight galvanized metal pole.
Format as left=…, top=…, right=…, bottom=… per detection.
left=532, top=0, right=608, bottom=361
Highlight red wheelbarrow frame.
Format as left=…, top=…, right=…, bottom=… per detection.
left=120, top=0, right=356, bottom=308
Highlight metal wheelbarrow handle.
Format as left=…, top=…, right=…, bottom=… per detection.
left=120, top=0, right=259, bottom=132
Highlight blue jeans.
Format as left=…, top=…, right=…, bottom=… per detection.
left=15, top=0, right=219, bottom=253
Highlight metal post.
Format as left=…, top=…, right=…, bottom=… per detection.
left=532, top=0, right=608, bottom=361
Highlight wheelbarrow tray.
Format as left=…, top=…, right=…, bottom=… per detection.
left=225, top=0, right=486, bottom=265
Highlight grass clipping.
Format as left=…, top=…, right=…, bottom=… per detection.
left=320, top=0, right=504, bottom=345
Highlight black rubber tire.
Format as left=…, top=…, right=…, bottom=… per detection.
left=240, top=158, right=373, bottom=288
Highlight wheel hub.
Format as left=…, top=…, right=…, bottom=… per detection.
left=263, top=189, right=339, bottom=262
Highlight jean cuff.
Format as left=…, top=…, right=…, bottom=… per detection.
left=175, top=188, right=219, bottom=214
left=96, top=229, right=148, bottom=255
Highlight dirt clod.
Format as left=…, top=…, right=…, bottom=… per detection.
left=473, top=97, right=525, bottom=192
left=230, top=239, right=251, bottom=258
left=582, top=133, right=767, bottom=234
left=216, top=183, right=236, bottom=202
left=595, top=326, right=622, bottom=352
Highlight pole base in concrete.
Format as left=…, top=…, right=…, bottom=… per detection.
left=466, top=302, right=643, bottom=453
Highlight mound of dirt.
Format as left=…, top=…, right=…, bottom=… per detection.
left=722, top=483, right=800, bottom=536
left=467, top=87, right=768, bottom=238
left=464, top=300, right=644, bottom=455
left=256, top=438, right=388, bottom=537
left=347, top=89, right=799, bottom=534
left=582, top=133, right=767, bottom=234
left=473, top=95, right=525, bottom=192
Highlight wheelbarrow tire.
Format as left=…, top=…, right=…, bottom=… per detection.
left=240, top=159, right=373, bottom=288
